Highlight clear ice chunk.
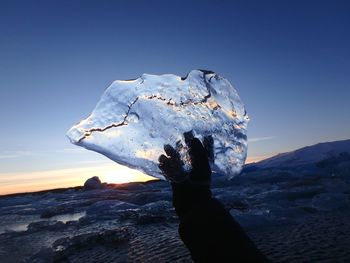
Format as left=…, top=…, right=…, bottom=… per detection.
left=67, top=70, right=249, bottom=180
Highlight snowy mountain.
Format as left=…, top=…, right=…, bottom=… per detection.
left=251, top=139, right=350, bottom=169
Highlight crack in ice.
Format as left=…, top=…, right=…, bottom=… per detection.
left=67, top=69, right=248, bottom=179
left=77, top=72, right=216, bottom=142
left=77, top=97, right=139, bottom=142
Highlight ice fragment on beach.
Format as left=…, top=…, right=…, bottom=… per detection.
left=67, top=70, right=249, bottom=180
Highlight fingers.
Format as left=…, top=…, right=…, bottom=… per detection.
left=158, top=154, right=173, bottom=181
left=189, top=138, right=208, bottom=169
left=183, top=131, right=211, bottom=183
left=183, top=131, right=194, bottom=146
left=158, top=154, right=169, bottom=171
left=183, top=131, right=209, bottom=167
left=164, top=144, right=181, bottom=161
left=158, top=154, right=169, bottom=166
left=158, top=149, right=186, bottom=183
left=203, top=135, right=214, bottom=162
left=159, top=132, right=212, bottom=184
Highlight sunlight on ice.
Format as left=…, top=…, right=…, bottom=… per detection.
left=67, top=70, right=249, bottom=180
left=135, top=149, right=161, bottom=160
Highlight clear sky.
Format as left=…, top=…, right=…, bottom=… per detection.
left=0, top=0, right=349, bottom=194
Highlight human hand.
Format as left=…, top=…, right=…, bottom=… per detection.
left=158, top=131, right=214, bottom=217
left=158, top=131, right=213, bottom=184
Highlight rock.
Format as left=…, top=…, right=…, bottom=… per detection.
left=27, top=220, right=65, bottom=233
left=86, top=200, right=138, bottom=219
left=84, top=176, right=104, bottom=190
left=120, top=191, right=171, bottom=205
left=51, top=227, right=132, bottom=260
left=40, top=205, right=74, bottom=218
left=118, top=201, right=176, bottom=224
left=136, top=201, right=174, bottom=224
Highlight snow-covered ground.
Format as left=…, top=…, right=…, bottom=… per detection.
left=0, top=139, right=349, bottom=262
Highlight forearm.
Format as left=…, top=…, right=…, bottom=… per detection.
left=178, top=198, right=269, bottom=262
left=171, top=182, right=212, bottom=218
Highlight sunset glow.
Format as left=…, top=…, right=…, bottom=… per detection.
left=0, top=154, right=268, bottom=196
left=0, top=163, right=155, bottom=196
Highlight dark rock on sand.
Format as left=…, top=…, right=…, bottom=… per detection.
left=84, top=176, right=104, bottom=190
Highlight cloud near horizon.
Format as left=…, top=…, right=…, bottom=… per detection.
left=248, top=136, right=275, bottom=143
left=0, top=148, right=86, bottom=159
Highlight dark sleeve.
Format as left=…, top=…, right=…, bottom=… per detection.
left=178, top=198, right=269, bottom=263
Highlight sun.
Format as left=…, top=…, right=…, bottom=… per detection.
left=100, top=165, right=155, bottom=184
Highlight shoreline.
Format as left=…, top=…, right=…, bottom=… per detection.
left=0, top=179, right=160, bottom=198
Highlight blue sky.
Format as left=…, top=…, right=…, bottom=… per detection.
left=0, top=0, right=349, bottom=192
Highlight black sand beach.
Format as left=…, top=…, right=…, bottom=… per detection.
left=1, top=164, right=349, bottom=263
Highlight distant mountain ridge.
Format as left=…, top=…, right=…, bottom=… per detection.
left=251, top=139, right=350, bottom=169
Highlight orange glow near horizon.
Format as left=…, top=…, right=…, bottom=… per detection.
left=245, top=155, right=269, bottom=164
left=0, top=163, right=155, bottom=196
left=103, top=168, right=155, bottom=184
left=0, top=155, right=269, bottom=196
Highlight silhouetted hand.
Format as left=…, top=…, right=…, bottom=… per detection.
left=158, top=131, right=214, bottom=217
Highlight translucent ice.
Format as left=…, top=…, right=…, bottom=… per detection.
left=67, top=70, right=249, bottom=180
